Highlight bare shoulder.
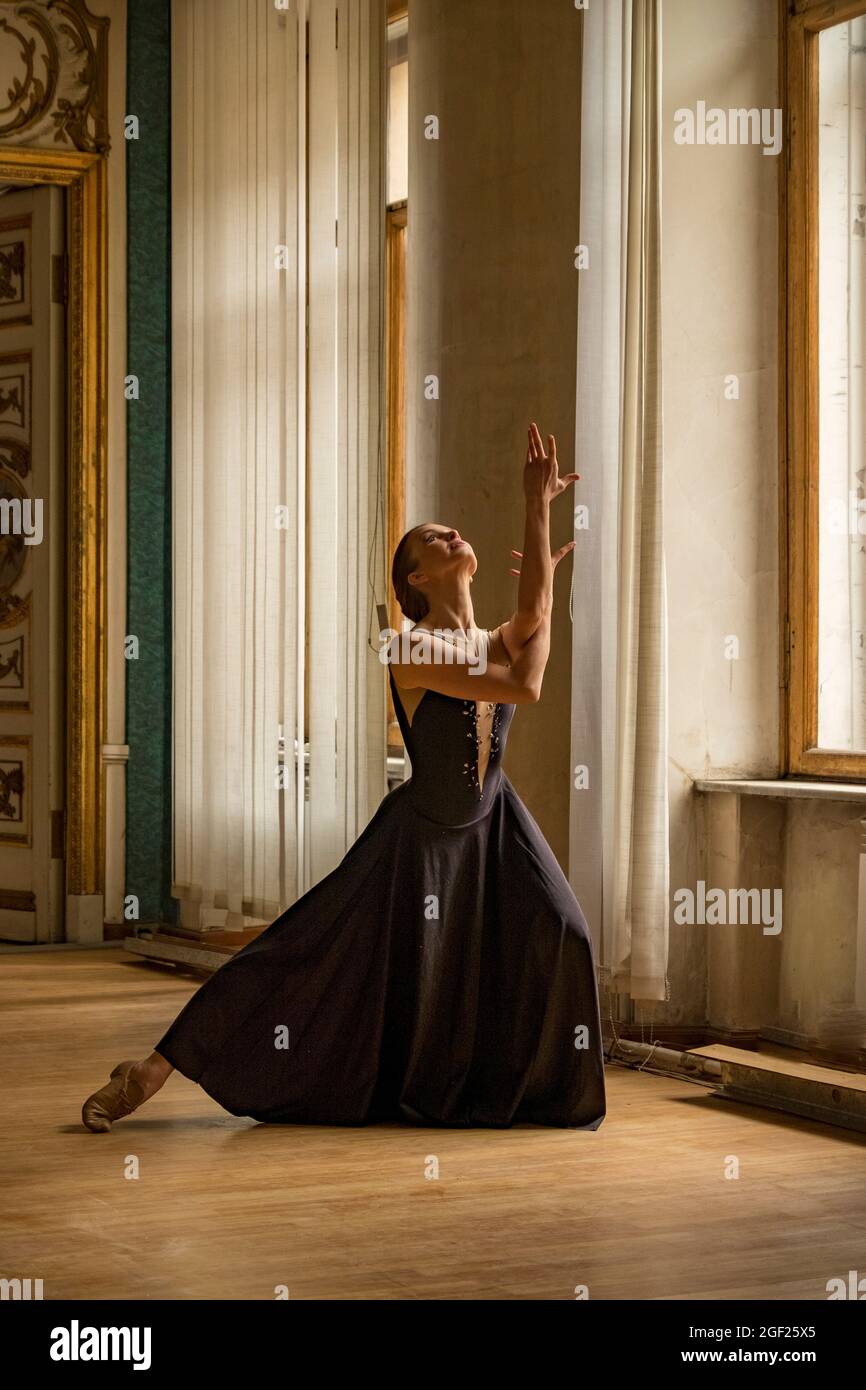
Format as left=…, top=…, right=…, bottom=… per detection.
left=387, top=626, right=454, bottom=689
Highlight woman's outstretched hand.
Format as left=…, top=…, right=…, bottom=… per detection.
left=498, top=423, right=578, bottom=657
left=524, top=422, right=579, bottom=503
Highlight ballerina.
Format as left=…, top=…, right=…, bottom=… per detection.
left=82, top=423, right=606, bottom=1131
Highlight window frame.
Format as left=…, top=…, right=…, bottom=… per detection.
left=783, top=0, right=866, bottom=777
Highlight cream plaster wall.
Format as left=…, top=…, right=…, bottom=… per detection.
left=661, top=0, right=781, bottom=1023
left=406, top=0, right=583, bottom=865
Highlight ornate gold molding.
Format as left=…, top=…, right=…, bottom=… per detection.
left=0, top=145, right=106, bottom=895
left=0, top=0, right=109, bottom=153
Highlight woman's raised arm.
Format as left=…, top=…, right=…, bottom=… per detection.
left=495, top=423, right=577, bottom=664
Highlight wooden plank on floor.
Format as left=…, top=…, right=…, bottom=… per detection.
left=690, top=1043, right=866, bottom=1092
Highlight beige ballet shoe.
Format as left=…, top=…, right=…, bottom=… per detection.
left=82, top=1060, right=147, bottom=1133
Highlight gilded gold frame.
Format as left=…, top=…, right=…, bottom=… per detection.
left=0, top=146, right=107, bottom=895
left=784, top=0, right=866, bottom=777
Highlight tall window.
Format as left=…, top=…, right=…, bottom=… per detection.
left=784, top=0, right=866, bottom=777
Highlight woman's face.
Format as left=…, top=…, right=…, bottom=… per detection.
left=408, top=523, right=477, bottom=597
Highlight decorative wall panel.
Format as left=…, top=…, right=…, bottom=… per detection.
left=0, top=0, right=109, bottom=153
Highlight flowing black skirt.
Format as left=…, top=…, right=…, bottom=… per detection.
left=156, top=776, right=607, bottom=1129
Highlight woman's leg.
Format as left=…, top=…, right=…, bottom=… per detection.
left=127, top=1051, right=174, bottom=1100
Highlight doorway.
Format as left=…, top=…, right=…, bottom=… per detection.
left=0, top=145, right=108, bottom=946
left=0, top=184, right=66, bottom=942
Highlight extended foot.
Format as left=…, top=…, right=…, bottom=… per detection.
left=81, top=1059, right=150, bottom=1133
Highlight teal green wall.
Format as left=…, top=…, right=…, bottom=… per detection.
left=125, top=0, right=173, bottom=924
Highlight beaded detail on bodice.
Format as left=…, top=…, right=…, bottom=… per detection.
left=461, top=697, right=502, bottom=795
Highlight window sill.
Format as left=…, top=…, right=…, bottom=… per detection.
left=694, top=778, right=866, bottom=804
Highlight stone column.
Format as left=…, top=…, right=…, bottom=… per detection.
left=407, top=0, right=583, bottom=863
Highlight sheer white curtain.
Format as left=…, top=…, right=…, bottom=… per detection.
left=172, top=0, right=386, bottom=931
left=570, top=0, right=669, bottom=1002
left=308, top=0, right=388, bottom=887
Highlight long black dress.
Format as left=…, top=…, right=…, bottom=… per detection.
left=155, top=660, right=607, bottom=1129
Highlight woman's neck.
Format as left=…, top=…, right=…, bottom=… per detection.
left=419, top=599, right=475, bottom=635
left=416, top=575, right=475, bottom=633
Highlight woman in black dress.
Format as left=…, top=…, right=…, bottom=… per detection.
left=82, top=423, right=606, bottom=1132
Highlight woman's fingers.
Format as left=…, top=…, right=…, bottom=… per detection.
left=560, top=471, right=581, bottom=485
left=511, top=548, right=523, bottom=559
left=509, top=567, right=521, bottom=577
left=530, top=422, right=546, bottom=458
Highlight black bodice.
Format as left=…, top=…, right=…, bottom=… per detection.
left=389, top=669, right=517, bottom=827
